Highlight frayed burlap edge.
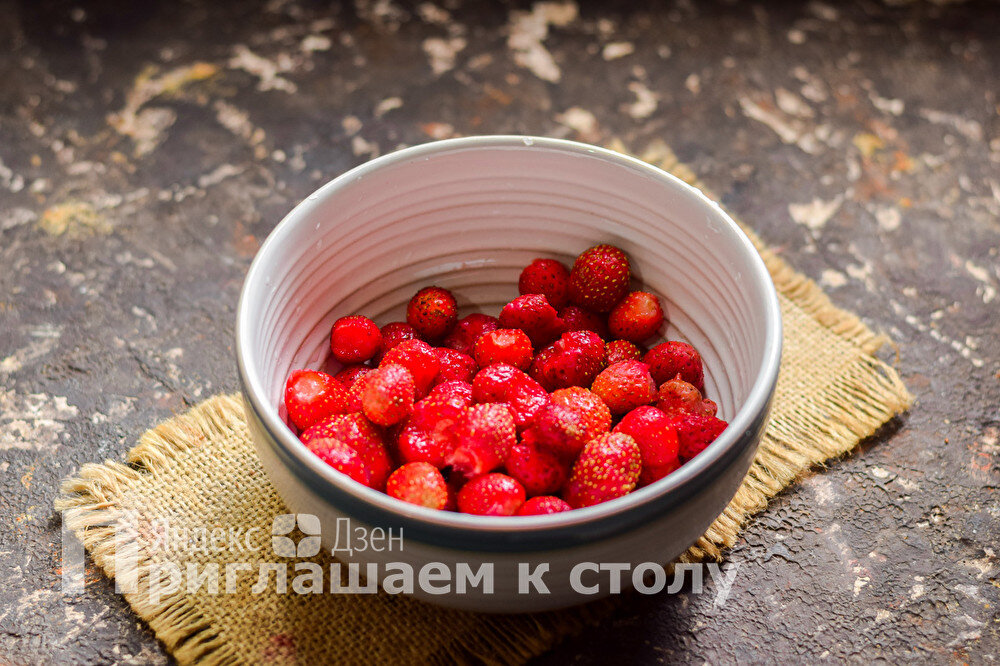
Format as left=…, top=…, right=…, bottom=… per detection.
left=56, top=395, right=246, bottom=665
left=607, top=138, right=914, bottom=561
left=55, top=141, right=914, bottom=665
left=56, top=394, right=616, bottom=666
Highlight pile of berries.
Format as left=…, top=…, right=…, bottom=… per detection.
left=283, top=244, right=728, bottom=516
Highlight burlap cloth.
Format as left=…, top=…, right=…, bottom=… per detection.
left=56, top=143, right=913, bottom=665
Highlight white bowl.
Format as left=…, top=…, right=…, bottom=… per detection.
left=236, top=136, right=781, bottom=612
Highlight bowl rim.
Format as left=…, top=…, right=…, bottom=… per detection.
left=236, top=135, right=782, bottom=550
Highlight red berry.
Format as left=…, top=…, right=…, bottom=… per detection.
left=644, top=341, right=705, bottom=391
left=471, top=364, right=549, bottom=428
left=605, top=339, right=643, bottom=365
left=442, top=313, right=499, bottom=356
left=516, top=495, right=573, bottom=515
left=558, top=305, right=610, bottom=339
left=639, top=457, right=681, bottom=487
left=330, top=315, right=382, bottom=364
left=529, top=330, right=606, bottom=390
left=397, top=394, right=467, bottom=467
left=380, top=322, right=420, bottom=357
left=549, top=387, right=612, bottom=443
left=386, top=462, right=449, bottom=509
left=669, top=412, right=728, bottom=461
left=308, top=437, right=371, bottom=486
left=590, top=360, right=657, bottom=415
left=380, top=339, right=441, bottom=397
left=695, top=399, right=719, bottom=417
left=473, top=328, right=533, bottom=370
left=613, top=405, right=680, bottom=466
left=565, top=432, right=642, bottom=508
left=498, top=294, right=564, bottom=347
left=519, top=258, right=571, bottom=308
left=428, top=380, right=474, bottom=404
left=333, top=364, right=373, bottom=388
left=406, top=286, right=457, bottom=340
left=470, top=363, right=522, bottom=403
left=343, top=372, right=369, bottom=412
left=446, top=403, right=517, bottom=477
left=301, top=413, right=392, bottom=490
left=434, top=348, right=478, bottom=384
left=361, top=364, right=415, bottom=426
left=284, top=369, right=350, bottom=431
left=608, top=291, right=664, bottom=343
left=520, top=403, right=591, bottom=461
left=457, top=473, right=526, bottom=516
left=504, top=440, right=568, bottom=497
left=568, top=244, right=631, bottom=313
left=655, top=375, right=703, bottom=415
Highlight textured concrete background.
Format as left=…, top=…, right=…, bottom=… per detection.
left=1, top=0, right=998, bottom=663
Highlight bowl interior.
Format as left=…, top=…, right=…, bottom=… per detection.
left=238, top=136, right=780, bottom=528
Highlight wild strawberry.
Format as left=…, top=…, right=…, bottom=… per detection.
left=406, top=286, right=457, bottom=340
left=470, top=363, right=522, bottom=403
left=396, top=394, right=466, bottom=467
left=330, top=315, right=382, bottom=364
left=529, top=331, right=606, bottom=390
left=613, top=405, right=680, bottom=466
left=473, top=328, right=533, bottom=370
left=558, top=305, right=610, bottom=339
left=520, top=403, right=590, bottom=461
left=308, top=437, right=371, bottom=486
left=498, top=294, right=564, bottom=347
left=380, top=339, right=440, bottom=397
left=333, top=364, right=373, bottom=388
left=434, top=348, right=478, bottom=384
left=565, top=432, right=642, bottom=508
left=457, top=473, right=526, bottom=516
left=516, top=495, right=573, bottom=515
left=379, top=321, right=420, bottom=358
left=442, top=313, right=499, bottom=356
left=549, top=387, right=612, bottom=442
left=396, top=426, right=449, bottom=469
left=471, top=364, right=549, bottom=428
left=639, top=457, right=681, bottom=487
left=386, top=462, right=449, bottom=510
left=504, top=440, right=569, bottom=496
left=590, top=360, right=657, bottom=415
left=644, top=341, right=705, bottom=391
left=446, top=403, right=517, bottom=477
left=301, top=413, right=393, bottom=490
left=519, top=258, right=571, bottom=308
left=361, top=364, right=415, bottom=426
left=694, top=399, right=718, bottom=417
left=655, top=375, right=703, bottom=415
left=344, top=372, right=369, bottom=412
left=568, top=244, right=631, bottom=313
left=670, top=412, right=728, bottom=461
left=428, top=380, right=474, bottom=405
left=284, top=369, right=351, bottom=431
left=605, top=339, right=643, bottom=365
left=608, top=291, right=664, bottom=343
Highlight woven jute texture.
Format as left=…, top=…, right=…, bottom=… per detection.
left=57, top=143, right=913, bottom=665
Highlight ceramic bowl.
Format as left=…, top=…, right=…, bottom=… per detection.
left=236, top=136, right=781, bottom=612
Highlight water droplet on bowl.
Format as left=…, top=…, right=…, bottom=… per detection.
left=522, top=137, right=534, bottom=146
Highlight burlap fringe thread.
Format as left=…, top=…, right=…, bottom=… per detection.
left=56, top=142, right=913, bottom=665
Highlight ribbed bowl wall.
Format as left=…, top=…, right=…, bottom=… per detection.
left=246, top=144, right=766, bottom=429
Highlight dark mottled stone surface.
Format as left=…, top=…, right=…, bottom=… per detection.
left=1, top=0, right=997, bottom=663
